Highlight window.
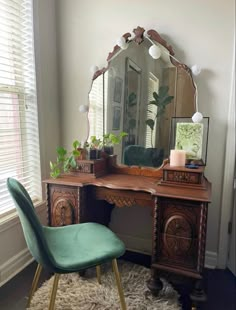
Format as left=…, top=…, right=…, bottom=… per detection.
left=145, top=73, right=159, bottom=148
left=0, top=0, right=42, bottom=216
left=89, top=73, right=107, bottom=139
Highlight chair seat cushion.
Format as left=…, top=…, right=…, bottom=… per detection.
left=43, top=223, right=125, bottom=273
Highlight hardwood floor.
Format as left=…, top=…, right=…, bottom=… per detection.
left=0, top=259, right=235, bottom=310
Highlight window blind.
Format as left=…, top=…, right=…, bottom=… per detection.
left=89, top=73, right=107, bottom=139
left=0, top=0, right=42, bottom=216
left=145, top=73, right=159, bottom=148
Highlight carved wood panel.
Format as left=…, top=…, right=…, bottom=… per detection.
left=154, top=198, right=205, bottom=271
left=48, top=185, right=79, bottom=226
left=94, top=187, right=155, bottom=208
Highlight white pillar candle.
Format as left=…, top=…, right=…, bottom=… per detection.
left=169, top=150, right=186, bottom=167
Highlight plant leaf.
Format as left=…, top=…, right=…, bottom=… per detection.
left=145, top=119, right=155, bottom=130
left=72, top=140, right=80, bottom=150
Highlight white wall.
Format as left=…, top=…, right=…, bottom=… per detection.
left=56, top=0, right=235, bottom=267
left=0, top=0, right=60, bottom=286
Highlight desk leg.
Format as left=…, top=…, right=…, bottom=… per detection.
left=190, top=279, right=207, bottom=309
left=147, top=268, right=163, bottom=296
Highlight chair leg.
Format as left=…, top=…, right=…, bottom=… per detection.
left=112, top=259, right=126, bottom=310
left=48, top=274, right=60, bottom=310
left=27, top=263, right=43, bottom=308
left=96, top=265, right=102, bottom=284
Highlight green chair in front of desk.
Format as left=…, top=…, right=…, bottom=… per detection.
left=7, top=177, right=126, bottom=310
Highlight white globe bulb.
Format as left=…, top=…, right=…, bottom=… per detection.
left=192, top=112, right=203, bottom=123
left=149, top=45, right=161, bottom=59
left=191, top=64, right=201, bottom=76
left=79, top=105, right=89, bottom=113
left=90, top=65, right=99, bottom=74
left=116, top=37, right=126, bottom=47
left=120, top=42, right=129, bottom=50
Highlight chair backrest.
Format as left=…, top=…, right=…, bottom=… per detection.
left=7, top=178, right=55, bottom=270
left=123, top=145, right=164, bottom=167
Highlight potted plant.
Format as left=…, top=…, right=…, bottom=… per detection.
left=50, top=140, right=81, bottom=178
left=102, top=132, right=128, bottom=155
left=87, top=136, right=102, bottom=160
left=145, top=86, right=174, bottom=147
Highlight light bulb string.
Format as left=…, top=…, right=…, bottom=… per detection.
left=96, top=35, right=199, bottom=113
left=193, top=81, right=199, bottom=112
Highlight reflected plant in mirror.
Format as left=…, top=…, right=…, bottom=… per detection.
left=146, top=86, right=174, bottom=148
left=102, top=132, right=128, bottom=155
left=88, top=26, right=196, bottom=169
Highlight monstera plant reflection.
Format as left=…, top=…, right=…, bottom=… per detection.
left=146, top=86, right=174, bottom=147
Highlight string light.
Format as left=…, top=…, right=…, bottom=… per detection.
left=79, top=105, right=89, bottom=113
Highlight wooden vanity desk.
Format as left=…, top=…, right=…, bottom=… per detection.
left=44, top=157, right=211, bottom=304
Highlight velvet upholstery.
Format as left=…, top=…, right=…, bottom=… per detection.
left=7, top=178, right=125, bottom=274
left=123, top=145, right=164, bottom=167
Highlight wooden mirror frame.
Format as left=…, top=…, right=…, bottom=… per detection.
left=88, top=26, right=196, bottom=176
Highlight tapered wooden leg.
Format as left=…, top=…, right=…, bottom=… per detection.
left=27, top=263, right=42, bottom=308
left=147, top=268, right=163, bottom=296
left=96, top=265, right=102, bottom=284
left=48, top=274, right=60, bottom=310
left=112, top=259, right=126, bottom=310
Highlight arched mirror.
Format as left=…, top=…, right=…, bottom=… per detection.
left=88, top=27, right=196, bottom=168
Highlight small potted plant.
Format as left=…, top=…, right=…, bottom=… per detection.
left=87, top=135, right=102, bottom=160
left=50, top=140, right=81, bottom=178
left=102, top=132, right=128, bottom=155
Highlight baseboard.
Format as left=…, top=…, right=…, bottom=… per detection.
left=0, top=248, right=34, bottom=287
left=116, top=233, right=152, bottom=255
left=205, top=251, right=218, bottom=269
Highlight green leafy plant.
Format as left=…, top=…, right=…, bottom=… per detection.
left=50, top=140, right=81, bottom=178
left=146, top=86, right=174, bottom=147
left=102, top=132, right=128, bottom=146
left=89, top=136, right=102, bottom=149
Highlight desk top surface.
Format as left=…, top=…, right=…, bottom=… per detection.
left=44, top=173, right=211, bottom=203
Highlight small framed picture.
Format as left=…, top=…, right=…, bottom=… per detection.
left=112, top=106, right=121, bottom=130
left=170, top=117, right=209, bottom=165
left=113, top=77, right=123, bottom=103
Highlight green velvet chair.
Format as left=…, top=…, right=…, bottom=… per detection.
left=7, top=178, right=126, bottom=310
left=123, top=145, right=164, bottom=168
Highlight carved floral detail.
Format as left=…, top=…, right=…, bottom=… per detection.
left=103, top=194, right=136, bottom=207
left=133, top=26, right=145, bottom=44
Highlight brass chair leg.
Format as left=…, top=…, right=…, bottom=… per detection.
left=48, top=274, right=60, bottom=310
left=96, top=265, right=102, bottom=284
left=112, top=259, right=126, bottom=310
left=27, top=263, right=43, bottom=308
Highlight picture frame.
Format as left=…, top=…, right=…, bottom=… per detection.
left=169, top=117, right=209, bottom=165
left=112, top=106, right=121, bottom=130
left=113, top=77, right=123, bottom=103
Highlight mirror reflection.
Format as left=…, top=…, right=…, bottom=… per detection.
left=88, top=27, right=196, bottom=168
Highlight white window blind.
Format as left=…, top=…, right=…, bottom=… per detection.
left=145, top=73, right=159, bottom=148
left=89, top=73, right=107, bottom=139
left=0, top=0, right=42, bottom=216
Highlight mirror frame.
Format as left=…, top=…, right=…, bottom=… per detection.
left=88, top=26, right=196, bottom=174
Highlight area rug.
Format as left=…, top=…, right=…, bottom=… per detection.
left=28, top=261, right=181, bottom=310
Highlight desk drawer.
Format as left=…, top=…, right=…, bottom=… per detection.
left=94, top=187, right=154, bottom=207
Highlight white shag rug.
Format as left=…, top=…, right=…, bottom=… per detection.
left=28, top=261, right=181, bottom=310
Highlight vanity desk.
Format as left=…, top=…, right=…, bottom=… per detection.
left=44, top=156, right=211, bottom=305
